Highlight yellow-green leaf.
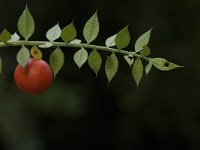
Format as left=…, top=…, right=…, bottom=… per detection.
left=105, top=53, right=118, bottom=83
left=83, top=12, right=99, bottom=44
left=73, top=47, right=88, bottom=68
left=46, top=24, right=61, bottom=42
left=61, top=22, right=77, bottom=43
left=8, top=32, right=20, bottom=42
left=115, top=26, right=130, bottom=50
left=105, top=34, right=117, bottom=47
left=0, top=29, right=11, bottom=42
left=135, top=29, right=152, bottom=52
left=17, top=6, right=35, bottom=40
left=49, top=47, right=65, bottom=78
left=124, top=54, right=134, bottom=67
left=151, top=58, right=182, bottom=71
left=31, top=46, right=42, bottom=59
left=16, top=46, right=30, bottom=68
left=132, top=58, right=143, bottom=86
left=88, top=49, right=102, bottom=75
left=145, top=61, right=153, bottom=75
left=70, top=39, right=81, bottom=44
left=39, top=42, right=53, bottom=48
left=140, top=45, right=150, bottom=56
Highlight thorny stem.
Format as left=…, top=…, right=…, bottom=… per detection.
left=0, top=40, right=150, bottom=62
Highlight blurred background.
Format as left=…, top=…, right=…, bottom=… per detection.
left=0, top=0, right=200, bottom=150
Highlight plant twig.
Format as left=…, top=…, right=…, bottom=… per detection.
left=0, top=40, right=150, bottom=61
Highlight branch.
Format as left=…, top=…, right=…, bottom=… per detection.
left=0, top=40, right=150, bottom=61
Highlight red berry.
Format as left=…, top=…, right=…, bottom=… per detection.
left=14, top=58, right=53, bottom=95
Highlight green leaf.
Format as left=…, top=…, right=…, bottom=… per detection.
left=132, top=58, right=143, bottom=86
left=39, top=42, right=53, bottom=48
left=83, top=11, right=99, bottom=43
left=145, top=61, right=153, bottom=75
left=16, top=46, right=30, bottom=68
left=17, top=6, right=35, bottom=40
left=8, top=32, right=20, bottom=42
left=70, top=39, right=81, bottom=44
left=61, top=22, right=77, bottom=43
left=105, top=53, right=118, bottom=83
left=115, top=26, right=130, bottom=49
left=73, top=47, right=88, bottom=68
left=49, top=47, right=65, bottom=77
left=46, top=23, right=61, bottom=42
left=0, top=29, right=11, bottom=42
left=0, top=57, right=3, bottom=77
left=151, top=58, right=182, bottom=71
left=135, top=29, right=152, bottom=52
left=140, top=45, right=150, bottom=56
left=124, top=54, right=134, bottom=67
left=88, top=49, right=102, bottom=75
left=105, top=34, right=117, bottom=47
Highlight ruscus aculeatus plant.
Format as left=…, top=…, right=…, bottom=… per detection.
left=0, top=6, right=182, bottom=95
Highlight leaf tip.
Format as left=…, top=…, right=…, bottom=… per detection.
left=107, top=81, right=110, bottom=87
left=178, top=65, right=184, bottom=68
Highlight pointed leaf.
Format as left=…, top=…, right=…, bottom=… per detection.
left=135, top=29, right=152, bottom=52
left=124, top=54, right=134, bottom=67
left=8, top=32, right=20, bottom=42
left=132, top=58, right=143, bottom=86
left=0, top=29, right=11, bottom=42
left=105, top=53, right=118, bottom=83
left=46, top=24, right=61, bottom=42
left=0, top=57, right=3, bottom=77
left=31, top=46, right=42, bottom=59
left=16, top=46, right=30, bottom=68
left=39, top=42, right=53, bottom=48
left=88, top=49, right=102, bottom=75
left=151, top=58, right=182, bottom=71
left=61, top=22, right=77, bottom=43
left=17, top=6, right=35, bottom=40
left=140, top=45, right=150, bottom=56
left=105, top=34, right=117, bottom=47
left=83, top=12, right=99, bottom=43
left=74, top=47, right=88, bottom=68
left=145, top=61, right=153, bottom=75
left=115, top=26, right=130, bottom=49
left=70, top=39, right=81, bottom=44
left=49, top=47, right=65, bottom=77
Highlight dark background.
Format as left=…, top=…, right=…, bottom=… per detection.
left=0, top=0, right=200, bottom=150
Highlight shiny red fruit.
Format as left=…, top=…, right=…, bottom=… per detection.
left=14, top=58, right=53, bottom=95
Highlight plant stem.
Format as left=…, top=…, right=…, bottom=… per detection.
left=0, top=40, right=150, bottom=61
